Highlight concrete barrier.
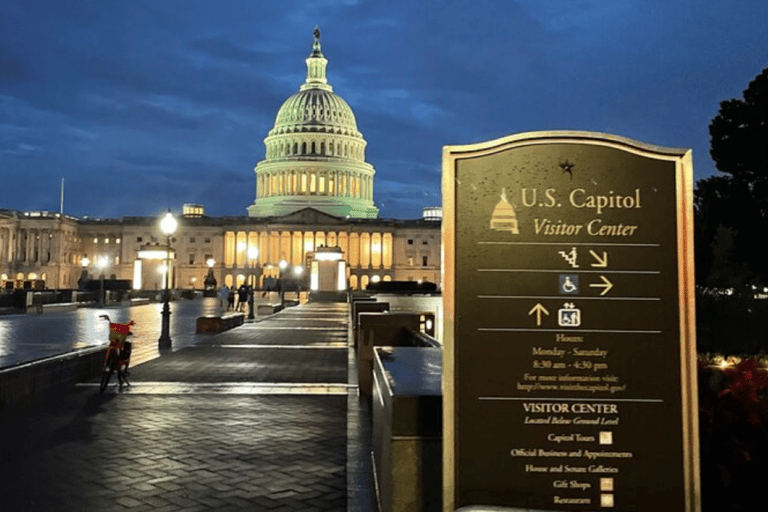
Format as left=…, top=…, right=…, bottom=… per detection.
left=353, top=301, right=390, bottom=347
left=130, top=297, right=150, bottom=306
left=357, top=312, right=423, bottom=396
left=196, top=313, right=245, bottom=333
left=41, top=303, right=78, bottom=313
left=0, top=346, right=105, bottom=418
left=257, top=304, right=284, bottom=315
left=373, top=346, right=442, bottom=512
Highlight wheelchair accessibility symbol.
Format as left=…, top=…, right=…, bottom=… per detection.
left=559, top=274, right=579, bottom=295
left=558, top=303, right=581, bottom=327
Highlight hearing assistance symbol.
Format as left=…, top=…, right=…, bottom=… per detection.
left=558, top=303, right=582, bottom=327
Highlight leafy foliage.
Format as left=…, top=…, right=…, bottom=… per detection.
left=696, top=67, right=768, bottom=287
left=699, top=356, right=768, bottom=511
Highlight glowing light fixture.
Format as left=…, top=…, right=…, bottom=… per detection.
left=138, top=249, right=173, bottom=260
left=315, top=251, right=342, bottom=261
left=160, top=211, right=177, bottom=237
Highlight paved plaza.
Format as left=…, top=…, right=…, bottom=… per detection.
left=0, top=301, right=373, bottom=511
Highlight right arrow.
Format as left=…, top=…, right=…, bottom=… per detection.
left=590, top=275, right=614, bottom=296
left=528, top=303, right=550, bottom=326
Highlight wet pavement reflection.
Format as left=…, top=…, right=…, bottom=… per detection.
left=0, top=296, right=228, bottom=369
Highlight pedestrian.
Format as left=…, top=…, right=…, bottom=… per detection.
left=227, top=285, right=235, bottom=311
left=218, top=284, right=229, bottom=309
left=238, top=283, right=248, bottom=312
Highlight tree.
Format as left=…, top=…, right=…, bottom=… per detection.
left=696, top=66, right=768, bottom=288
left=710, top=67, right=768, bottom=182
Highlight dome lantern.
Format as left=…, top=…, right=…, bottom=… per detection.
left=302, top=26, right=331, bottom=92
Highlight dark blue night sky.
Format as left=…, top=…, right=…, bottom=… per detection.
left=2, top=0, right=767, bottom=220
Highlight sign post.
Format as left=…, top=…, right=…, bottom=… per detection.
left=442, top=132, right=699, bottom=511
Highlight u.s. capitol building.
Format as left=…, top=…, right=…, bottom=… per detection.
left=0, top=31, right=441, bottom=292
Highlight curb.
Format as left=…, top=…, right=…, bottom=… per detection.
left=0, top=346, right=105, bottom=418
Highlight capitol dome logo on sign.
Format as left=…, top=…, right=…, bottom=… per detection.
left=490, top=188, right=520, bottom=234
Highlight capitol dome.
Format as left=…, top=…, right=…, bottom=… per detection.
left=247, top=29, right=379, bottom=219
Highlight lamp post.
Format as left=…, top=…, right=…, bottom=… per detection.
left=293, top=265, right=304, bottom=303
left=203, top=258, right=216, bottom=296
left=80, top=256, right=90, bottom=294
left=96, top=256, right=108, bottom=306
left=158, top=211, right=177, bottom=350
left=279, top=259, right=288, bottom=306
left=247, top=247, right=258, bottom=319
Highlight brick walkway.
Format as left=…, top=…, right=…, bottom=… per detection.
left=0, top=302, right=368, bottom=511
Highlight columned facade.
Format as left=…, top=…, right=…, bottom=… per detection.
left=0, top=210, right=82, bottom=289
left=0, top=209, right=441, bottom=292
left=248, top=29, right=379, bottom=219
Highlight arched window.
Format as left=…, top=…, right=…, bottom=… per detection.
left=302, top=142, right=307, bottom=154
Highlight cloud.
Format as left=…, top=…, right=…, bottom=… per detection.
left=188, top=38, right=278, bottom=64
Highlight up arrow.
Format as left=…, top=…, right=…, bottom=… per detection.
left=589, top=250, right=608, bottom=267
left=528, top=303, right=550, bottom=326
left=590, top=276, right=614, bottom=296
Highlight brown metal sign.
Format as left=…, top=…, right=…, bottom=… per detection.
left=442, top=132, right=699, bottom=511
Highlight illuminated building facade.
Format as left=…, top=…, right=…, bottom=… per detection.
left=0, top=31, right=441, bottom=292
left=0, top=208, right=440, bottom=291
left=247, top=28, right=378, bottom=219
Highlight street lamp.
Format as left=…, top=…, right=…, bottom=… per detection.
left=96, top=256, right=108, bottom=305
left=80, top=257, right=90, bottom=294
left=247, top=248, right=259, bottom=319
left=279, top=259, right=288, bottom=306
left=158, top=211, right=177, bottom=350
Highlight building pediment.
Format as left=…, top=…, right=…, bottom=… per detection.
left=272, top=207, right=344, bottom=225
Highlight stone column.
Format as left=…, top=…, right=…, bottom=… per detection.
left=26, top=230, right=33, bottom=262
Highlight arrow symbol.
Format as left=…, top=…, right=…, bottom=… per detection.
left=528, top=303, right=550, bottom=326
left=589, top=250, right=608, bottom=267
left=590, top=276, right=614, bottom=296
